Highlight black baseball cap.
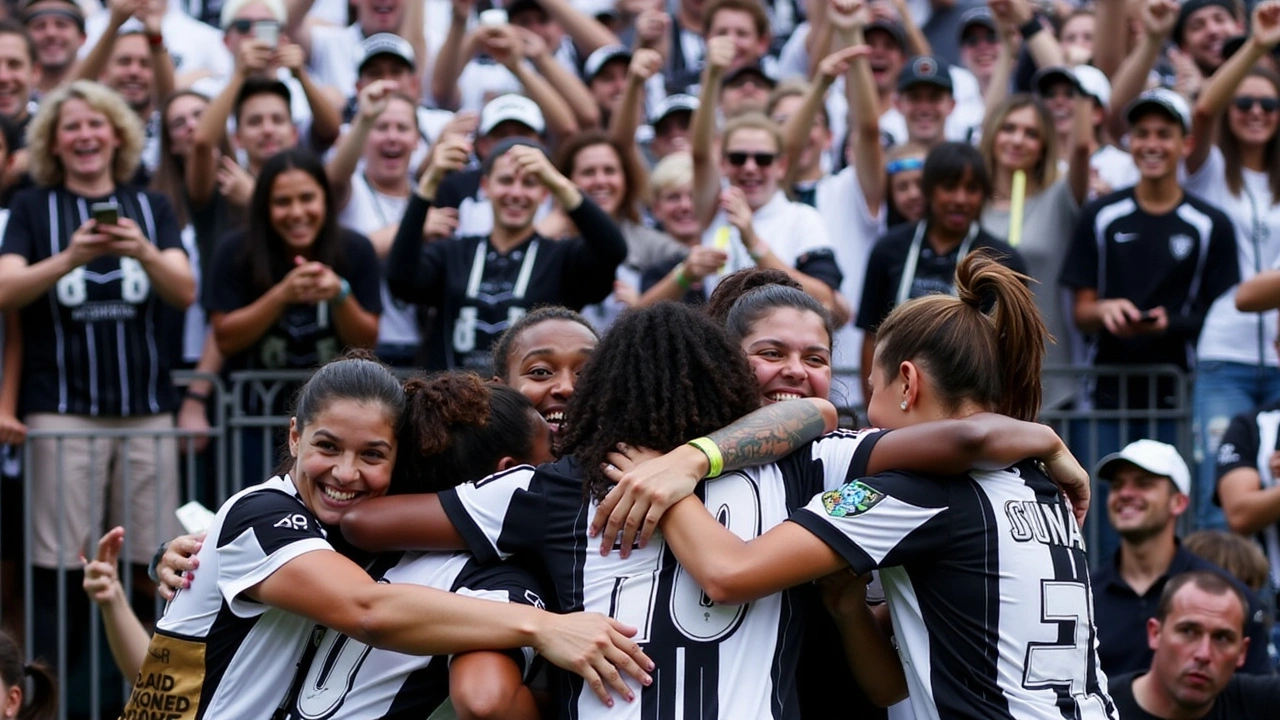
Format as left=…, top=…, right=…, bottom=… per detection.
left=583, top=45, right=631, bottom=83
left=865, top=19, right=907, bottom=50
left=959, top=7, right=997, bottom=38
left=898, top=56, right=952, bottom=92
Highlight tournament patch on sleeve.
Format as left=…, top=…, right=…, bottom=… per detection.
left=819, top=480, right=886, bottom=517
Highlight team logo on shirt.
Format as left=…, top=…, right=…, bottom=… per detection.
left=1217, top=442, right=1240, bottom=466
left=821, top=481, right=885, bottom=517
left=1169, top=234, right=1194, bottom=260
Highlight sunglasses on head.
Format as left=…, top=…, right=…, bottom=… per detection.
left=1233, top=96, right=1280, bottom=113
left=726, top=151, right=776, bottom=167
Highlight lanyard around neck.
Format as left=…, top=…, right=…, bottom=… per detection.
left=895, top=220, right=979, bottom=307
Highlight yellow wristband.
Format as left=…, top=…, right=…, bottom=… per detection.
left=687, top=437, right=724, bottom=478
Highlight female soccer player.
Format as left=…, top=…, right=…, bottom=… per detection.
left=118, top=355, right=652, bottom=718
left=490, top=306, right=600, bottom=443
left=343, top=300, right=1089, bottom=718
left=634, top=253, right=1116, bottom=719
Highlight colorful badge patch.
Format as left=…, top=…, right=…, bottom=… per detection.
left=821, top=481, right=885, bottom=517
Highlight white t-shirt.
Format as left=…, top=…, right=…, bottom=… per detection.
left=339, top=177, right=418, bottom=347
left=1186, top=146, right=1280, bottom=366
left=309, top=23, right=365, bottom=97
left=83, top=11, right=231, bottom=77
left=700, top=190, right=835, bottom=293
left=814, top=168, right=885, bottom=397
left=1059, top=145, right=1140, bottom=199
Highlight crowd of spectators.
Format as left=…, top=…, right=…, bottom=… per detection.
left=3, top=0, right=1280, bottom=715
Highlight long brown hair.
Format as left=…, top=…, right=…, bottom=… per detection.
left=875, top=251, right=1048, bottom=421
left=1219, top=68, right=1280, bottom=200
left=553, top=129, right=646, bottom=224
left=980, top=94, right=1059, bottom=193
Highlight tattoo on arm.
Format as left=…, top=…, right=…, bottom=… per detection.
left=708, top=402, right=827, bottom=471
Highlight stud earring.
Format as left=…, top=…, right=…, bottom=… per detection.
left=900, top=400, right=908, bottom=411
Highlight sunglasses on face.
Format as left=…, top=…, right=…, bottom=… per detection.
left=961, top=31, right=998, bottom=47
left=726, top=151, right=776, bottom=167
left=1233, top=96, right=1280, bottom=113
left=228, top=18, right=278, bottom=34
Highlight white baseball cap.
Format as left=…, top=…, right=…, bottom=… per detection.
left=1071, top=65, right=1111, bottom=110
left=1095, top=439, right=1191, bottom=495
left=1125, top=88, right=1191, bottom=133
left=479, top=94, right=546, bottom=136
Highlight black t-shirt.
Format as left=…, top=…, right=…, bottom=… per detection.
left=855, top=220, right=1027, bottom=334
left=205, top=228, right=383, bottom=411
left=1, top=186, right=185, bottom=416
left=1108, top=671, right=1280, bottom=719
left=1059, top=188, right=1239, bottom=408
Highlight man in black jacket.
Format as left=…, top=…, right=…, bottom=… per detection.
left=388, top=136, right=625, bottom=372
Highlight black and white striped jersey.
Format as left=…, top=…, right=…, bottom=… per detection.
left=0, top=186, right=184, bottom=416
left=439, top=429, right=884, bottom=720
left=791, top=461, right=1118, bottom=720
left=279, top=551, right=544, bottom=720
left=120, top=476, right=334, bottom=719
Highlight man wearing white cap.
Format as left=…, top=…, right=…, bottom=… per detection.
left=1090, top=439, right=1271, bottom=677
left=432, top=94, right=550, bottom=238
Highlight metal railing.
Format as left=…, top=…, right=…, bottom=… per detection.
left=0, top=363, right=1195, bottom=718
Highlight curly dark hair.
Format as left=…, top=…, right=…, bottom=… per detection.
left=490, top=305, right=599, bottom=383
left=558, top=303, right=761, bottom=502
left=393, top=372, right=541, bottom=494
left=705, top=268, right=801, bottom=324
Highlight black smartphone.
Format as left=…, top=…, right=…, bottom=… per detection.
left=90, top=202, right=119, bottom=226
left=1138, top=311, right=1158, bottom=323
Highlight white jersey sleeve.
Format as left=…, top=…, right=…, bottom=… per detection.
left=803, top=428, right=890, bottom=491
left=214, top=485, right=333, bottom=617
left=790, top=469, right=950, bottom=576
left=438, top=466, right=541, bottom=563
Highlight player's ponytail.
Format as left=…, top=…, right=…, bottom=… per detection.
left=955, top=252, right=1046, bottom=422
left=875, top=250, right=1048, bottom=421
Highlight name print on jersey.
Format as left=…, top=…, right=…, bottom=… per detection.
left=1005, top=499, right=1086, bottom=552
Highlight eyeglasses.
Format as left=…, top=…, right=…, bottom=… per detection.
left=1233, top=96, right=1280, bottom=113
left=726, top=151, right=776, bottom=167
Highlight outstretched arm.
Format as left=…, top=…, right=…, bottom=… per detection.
left=339, top=493, right=467, bottom=552
left=591, top=398, right=839, bottom=553
left=252, top=551, right=654, bottom=706
left=1188, top=1, right=1280, bottom=175
left=661, top=500, right=845, bottom=604
left=595, top=409, right=1087, bottom=554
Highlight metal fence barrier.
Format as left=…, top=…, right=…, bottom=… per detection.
left=0, top=364, right=1195, bottom=719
